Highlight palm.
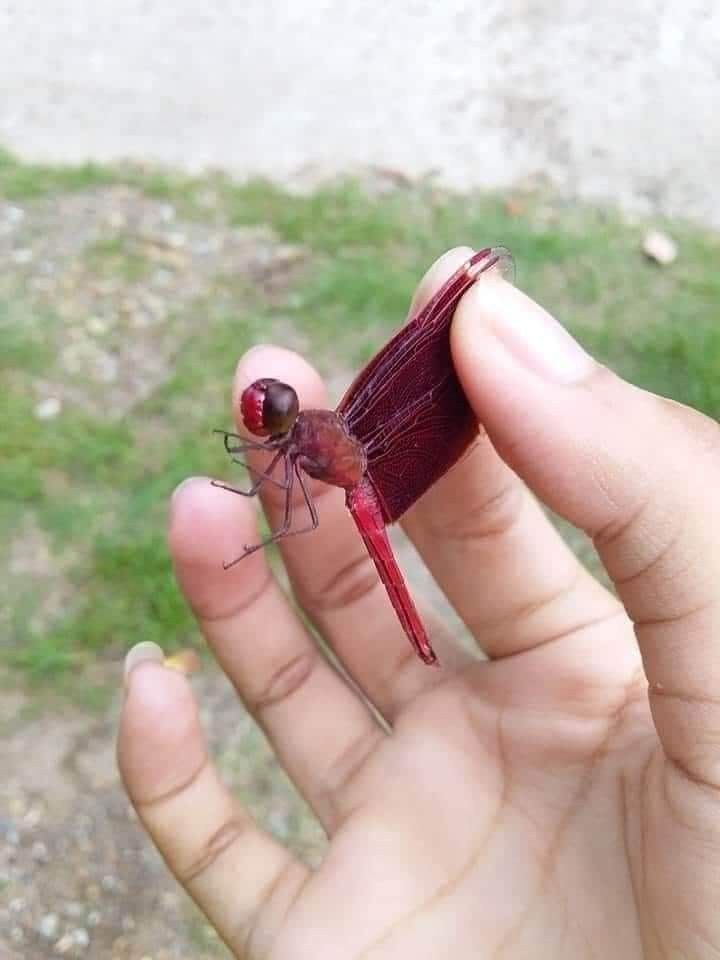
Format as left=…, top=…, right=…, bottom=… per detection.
left=275, top=653, right=716, bottom=959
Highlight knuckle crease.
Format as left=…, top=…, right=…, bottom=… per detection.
left=182, top=814, right=250, bottom=883
left=253, top=650, right=318, bottom=711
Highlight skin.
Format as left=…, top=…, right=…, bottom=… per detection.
left=117, top=247, right=720, bottom=959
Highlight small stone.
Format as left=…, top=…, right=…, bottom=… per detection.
left=101, top=873, right=119, bottom=893
left=153, top=267, right=174, bottom=286
left=54, top=932, right=75, bottom=954
left=31, top=840, right=50, bottom=863
left=642, top=229, right=677, bottom=265
left=159, top=203, right=176, bottom=222
left=12, top=247, right=33, bottom=264
left=9, top=896, right=25, bottom=912
left=5, top=204, right=25, bottom=224
left=35, top=396, right=62, bottom=420
left=10, top=925, right=24, bottom=943
left=86, top=315, right=109, bottom=336
left=39, top=913, right=60, bottom=938
left=196, top=188, right=218, bottom=209
left=87, top=909, right=102, bottom=927
left=5, top=825, right=20, bottom=845
left=160, top=890, right=178, bottom=909
left=23, top=804, right=44, bottom=828
left=64, top=900, right=84, bottom=918
left=73, top=928, right=90, bottom=949
left=8, top=795, right=28, bottom=818
left=166, top=230, right=187, bottom=248
left=121, top=914, right=135, bottom=932
left=107, top=210, right=127, bottom=229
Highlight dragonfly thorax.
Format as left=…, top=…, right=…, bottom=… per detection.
left=292, top=410, right=367, bottom=490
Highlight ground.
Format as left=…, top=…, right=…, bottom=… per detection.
left=0, top=158, right=718, bottom=957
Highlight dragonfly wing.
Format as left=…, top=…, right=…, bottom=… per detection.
left=347, top=479, right=437, bottom=665
left=338, top=247, right=512, bottom=522
left=363, top=378, right=476, bottom=522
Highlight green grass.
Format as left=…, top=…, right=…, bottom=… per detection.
left=0, top=147, right=117, bottom=198
left=0, top=147, right=718, bottom=695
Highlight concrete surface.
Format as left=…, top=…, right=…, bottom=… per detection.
left=1, top=1, right=719, bottom=226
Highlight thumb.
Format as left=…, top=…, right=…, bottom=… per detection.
left=452, top=277, right=720, bottom=787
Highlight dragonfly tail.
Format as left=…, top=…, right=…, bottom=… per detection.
left=347, top=479, right=438, bottom=666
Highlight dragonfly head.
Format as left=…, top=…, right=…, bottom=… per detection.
left=240, top=378, right=299, bottom=437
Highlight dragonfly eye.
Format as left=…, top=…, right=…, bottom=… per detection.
left=240, top=378, right=299, bottom=437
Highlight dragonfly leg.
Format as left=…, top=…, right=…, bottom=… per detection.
left=242, top=459, right=289, bottom=491
left=215, top=427, right=285, bottom=457
left=211, top=447, right=289, bottom=497
left=293, top=460, right=319, bottom=532
left=221, top=462, right=319, bottom=568
left=213, top=429, right=290, bottom=492
left=213, top=428, right=269, bottom=454
left=222, top=456, right=294, bottom=568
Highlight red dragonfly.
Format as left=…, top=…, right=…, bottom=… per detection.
left=214, top=247, right=513, bottom=666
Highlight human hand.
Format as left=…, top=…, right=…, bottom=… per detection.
left=118, top=247, right=720, bottom=958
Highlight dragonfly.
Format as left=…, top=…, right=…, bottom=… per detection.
left=213, top=247, right=514, bottom=666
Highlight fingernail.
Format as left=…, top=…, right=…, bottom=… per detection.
left=123, top=641, right=165, bottom=690
left=170, top=476, right=199, bottom=509
left=243, top=343, right=273, bottom=359
left=489, top=285, right=594, bottom=384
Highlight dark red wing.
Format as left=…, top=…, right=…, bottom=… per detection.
left=337, top=247, right=513, bottom=522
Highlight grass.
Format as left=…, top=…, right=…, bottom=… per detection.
left=0, top=147, right=718, bottom=695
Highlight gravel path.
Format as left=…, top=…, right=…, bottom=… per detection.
left=1, top=1, right=719, bottom=226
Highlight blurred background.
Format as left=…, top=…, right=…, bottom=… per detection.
left=1, top=2, right=718, bottom=957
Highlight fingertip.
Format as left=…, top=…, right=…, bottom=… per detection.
left=453, top=274, right=595, bottom=390
left=123, top=658, right=190, bottom=718
left=168, top=475, right=268, bottom=621
left=169, top=475, right=225, bottom=541
left=452, top=272, right=530, bottom=363
left=118, top=660, right=207, bottom=806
